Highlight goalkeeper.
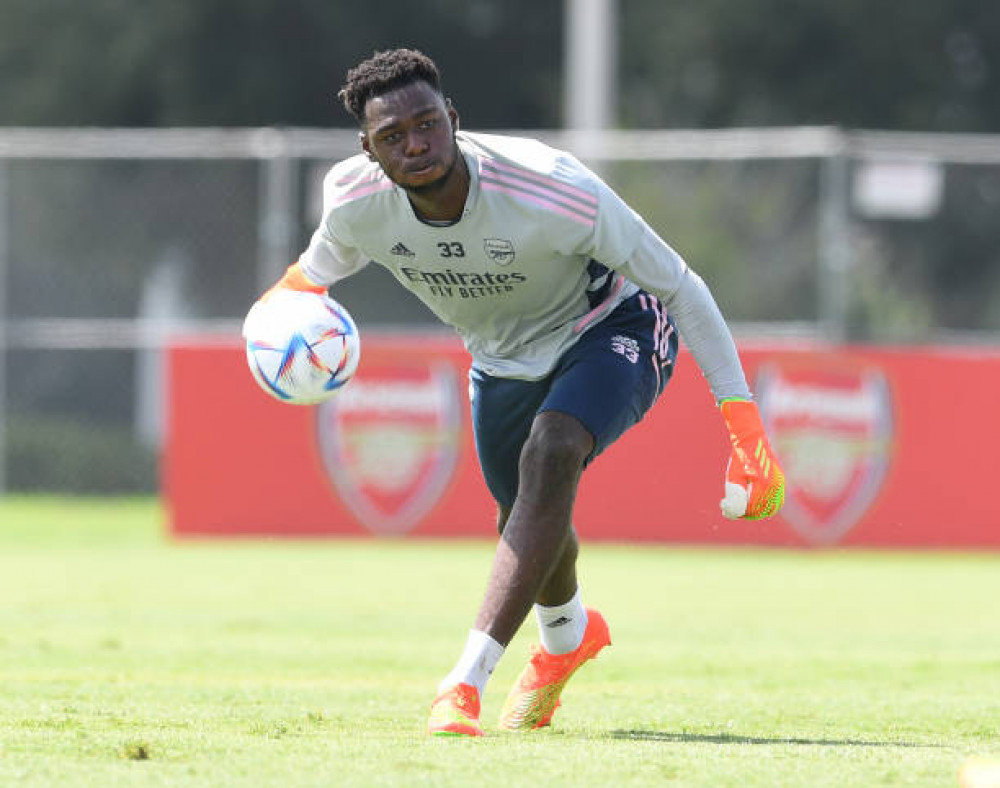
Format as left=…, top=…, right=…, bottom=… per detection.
left=264, top=47, right=785, bottom=736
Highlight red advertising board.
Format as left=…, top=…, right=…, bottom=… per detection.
left=165, top=334, right=1000, bottom=548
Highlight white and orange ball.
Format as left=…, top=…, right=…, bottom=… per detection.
left=243, top=289, right=360, bottom=405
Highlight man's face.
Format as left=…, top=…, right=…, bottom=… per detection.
left=361, top=81, right=460, bottom=192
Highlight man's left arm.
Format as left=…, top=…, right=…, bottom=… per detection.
left=620, top=222, right=786, bottom=521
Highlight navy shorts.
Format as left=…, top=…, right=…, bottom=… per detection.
left=470, top=290, right=679, bottom=509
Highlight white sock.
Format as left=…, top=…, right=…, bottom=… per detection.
left=438, top=629, right=505, bottom=697
left=535, top=588, right=588, bottom=655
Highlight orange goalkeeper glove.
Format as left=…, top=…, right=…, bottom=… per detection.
left=260, top=262, right=327, bottom=301
left=719, top=398, right=785, bottom=520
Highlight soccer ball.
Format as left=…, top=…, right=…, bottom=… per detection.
left=243, top=289, right=361, bottom=405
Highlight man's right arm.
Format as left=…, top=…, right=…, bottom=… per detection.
left=260, top=260, right=327, bottom=301
left=260, top=216, right=369, bottom=301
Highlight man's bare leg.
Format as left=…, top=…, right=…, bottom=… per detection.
left=429, top=412, right=597, bottom=734
left=474, top=411, right=593, bottom=646
left=487, top=414, right=611, bottom=730
left=496, top=508, right=580, bottom=609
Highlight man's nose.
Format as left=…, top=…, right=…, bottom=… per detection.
left=404, top=132, right=428, bottom=156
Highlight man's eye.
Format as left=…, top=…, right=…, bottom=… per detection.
left=419, top=119, right=437, bottom=129
left=382, top=132, right=403, bottom=144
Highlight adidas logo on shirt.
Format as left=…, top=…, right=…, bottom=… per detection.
left=390, top=242, right=415, bottom=257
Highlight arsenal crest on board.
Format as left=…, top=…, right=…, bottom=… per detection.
left=316, top=361, right=463, bottom=535
left=755, top=357, right=895, bottom=545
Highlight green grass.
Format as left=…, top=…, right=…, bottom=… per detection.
left=1, top=496, right=998, bottom=787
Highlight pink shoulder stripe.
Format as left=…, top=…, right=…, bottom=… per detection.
left=333, top=168, right=380, bottom=188
left=481, top=169, right=598, bottom=220
left=481, top=181, right=595, bottom=228
left=482, top=158, right=597, bottom=207
left=331, top=179, right=394, bottom=208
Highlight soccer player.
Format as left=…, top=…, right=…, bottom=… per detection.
left=262, top=48, right=785, bottom=736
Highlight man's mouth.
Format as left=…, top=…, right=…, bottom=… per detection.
left=406, top=160, right=438, bottom=175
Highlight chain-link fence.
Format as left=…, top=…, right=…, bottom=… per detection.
left=1, top=126, right=998, bottom=494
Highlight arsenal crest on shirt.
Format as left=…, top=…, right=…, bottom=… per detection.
left=755, top=357, right=895, bottom=545
left=315, top=361, right=462, bottom=535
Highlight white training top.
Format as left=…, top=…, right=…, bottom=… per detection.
left=299, top=131, right=751, bottom=400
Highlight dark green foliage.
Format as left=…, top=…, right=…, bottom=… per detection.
left=0, top=0, right=997, bottom=131
left=620, top=0, right=1000, bottom=132
left=6, top=415, right=157, bottom=494
left=0, top=0, right=563, bottom=128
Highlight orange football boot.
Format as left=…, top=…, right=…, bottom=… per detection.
left=428, top=682, right=484, bottom=737
left=498, top=608, right=611, bottom=730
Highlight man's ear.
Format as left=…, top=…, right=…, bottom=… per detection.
left=446, top=98, right=460, bottom=132
left=360, top=131, right=376, bottom=161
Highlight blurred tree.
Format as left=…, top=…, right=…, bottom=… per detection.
left=0, top=0, right=562, bottom=128
left=2, top=0, right=998, bottom=131
left=620, top=0, right=999, bottom=132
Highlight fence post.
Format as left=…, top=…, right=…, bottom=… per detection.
left=564, top=0, right=618, bottom=132
left=256, top=129, right=300, bottom=295
left=0, top=160, right=7, bottom=495
left=818, top=132, right=851, bottom=341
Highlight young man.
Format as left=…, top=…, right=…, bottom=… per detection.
left=263, top=48, right=785, bottom=736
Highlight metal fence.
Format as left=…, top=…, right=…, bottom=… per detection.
left=1, top=126, right=999, bottom=494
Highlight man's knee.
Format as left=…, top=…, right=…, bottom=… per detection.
left=519, top=412, right=594, bottom=476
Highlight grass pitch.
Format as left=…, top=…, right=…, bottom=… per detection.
left=0, top=497, right=998, bottom=787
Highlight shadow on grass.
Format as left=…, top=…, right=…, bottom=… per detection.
left=610, top=730, right=936, bottom=748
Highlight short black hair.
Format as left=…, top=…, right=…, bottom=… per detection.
left=338, top=48, right=442, bottom=125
